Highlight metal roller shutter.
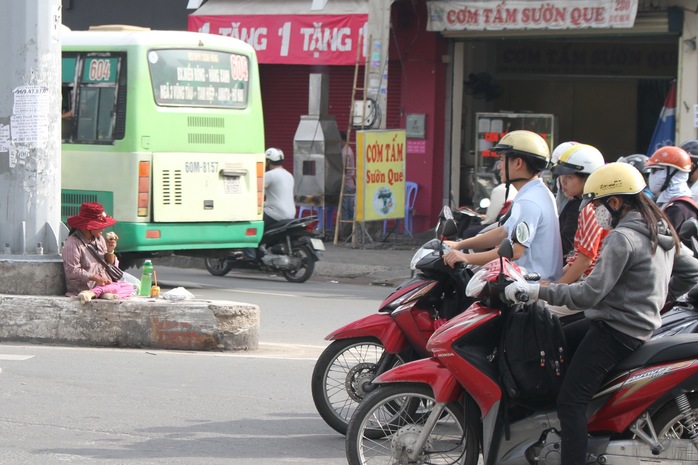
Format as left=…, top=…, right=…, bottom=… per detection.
left=260, top=63, right=402, bottom=173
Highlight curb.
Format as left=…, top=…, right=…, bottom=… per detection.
left=0, top=294, right=260, bottom=351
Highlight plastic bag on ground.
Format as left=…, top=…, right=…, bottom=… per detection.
left=162, top=287, right=195, bottom=301
left=121, top=272, right=141, bottom=296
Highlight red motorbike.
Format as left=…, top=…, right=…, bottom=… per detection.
left=345, top=237, right=698, bottom=465
left=311, top=210, right=476, bottom=435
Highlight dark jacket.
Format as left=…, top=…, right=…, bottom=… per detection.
left=558, top=197, right=581, bottom=259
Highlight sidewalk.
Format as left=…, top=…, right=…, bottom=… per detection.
left=315, top=233, right=427, bottom=285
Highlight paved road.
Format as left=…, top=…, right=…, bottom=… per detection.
left=153, top=264, right=396, bottom=348
left=0, top=275, right=395, bottom=465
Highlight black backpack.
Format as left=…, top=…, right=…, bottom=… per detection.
left=498, top=301, right=567, bottom=404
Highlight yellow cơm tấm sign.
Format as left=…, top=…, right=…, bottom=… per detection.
left=356, top=130, right=407, bottom=222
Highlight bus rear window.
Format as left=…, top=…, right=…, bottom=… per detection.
left=148, top=49, right=249, bottom=109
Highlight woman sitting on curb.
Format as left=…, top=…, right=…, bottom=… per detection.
left=63, top=202, right=133, bottom=303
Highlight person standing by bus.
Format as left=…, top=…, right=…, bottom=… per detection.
left=263, top=148, right=296, bottom=227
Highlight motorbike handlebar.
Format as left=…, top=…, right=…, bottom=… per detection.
left=515, top=291, right=530, bottom=303
left=523, top=273, right=541, bottom=282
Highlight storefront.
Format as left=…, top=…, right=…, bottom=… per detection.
left=428, top=0, right=691, bottom=207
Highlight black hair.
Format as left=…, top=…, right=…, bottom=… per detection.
left=340, top=131, right=347, bottom=142
left=508, top=154, right=547, bottom=174
left=621, top=192, right=681, bottom=253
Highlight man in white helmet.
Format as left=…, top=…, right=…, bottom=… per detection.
left=263, top=148, right=296, bottom=227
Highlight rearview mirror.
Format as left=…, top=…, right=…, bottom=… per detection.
left=498, top=238, right=514, bottom=259
left=440, top=206, right=454, bottom=221
left=436, top=206, right=457, bottom=239
left=436, top=217, right=458, bottom=239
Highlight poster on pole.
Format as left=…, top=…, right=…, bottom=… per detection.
left=356, top=130, right=406, bottom=222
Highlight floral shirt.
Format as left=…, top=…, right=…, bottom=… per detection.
left=565, top=204, right=608, bottom=276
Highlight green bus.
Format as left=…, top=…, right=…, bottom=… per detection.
left=61, top=27, right=265, bottom=268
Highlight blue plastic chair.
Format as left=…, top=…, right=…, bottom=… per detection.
left=383, top=181, right=418, bottom=236
left=298, top=205, right=336, bottom=231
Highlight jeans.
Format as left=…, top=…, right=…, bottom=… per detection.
left=341, top=190, right=355, bottom=221
left=557, top=320, right=643, bottom=465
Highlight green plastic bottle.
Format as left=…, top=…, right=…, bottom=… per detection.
left=139, top=260, right=153, bottom=296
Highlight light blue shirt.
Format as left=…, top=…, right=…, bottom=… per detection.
left=503, top=178, right=563, bottom=282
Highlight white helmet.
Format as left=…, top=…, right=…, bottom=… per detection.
left=265, top=147, right=284, bottom=162
left=551, top=141, right=578, bottom=165
left=552, top=143, right=605, bottom=176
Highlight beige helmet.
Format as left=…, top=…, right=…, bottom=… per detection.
left=492, top=130, right=551, bottom=171
left=552, top=144, right=605, bottom=176
left=580, top=162, right=646, bottom=209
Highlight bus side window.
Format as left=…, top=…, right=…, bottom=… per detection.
left=61, top=85, right=74, bottom=141
left=76, top=86, right=116, bottom=142
left=73, top=53, right=124, bottom=144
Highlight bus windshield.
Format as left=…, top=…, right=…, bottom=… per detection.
left=148, top=49, right=249, bottom=108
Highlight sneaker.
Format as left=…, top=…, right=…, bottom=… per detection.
left=101, top=293, right=119, bottom=300
left=78, top=290, right=96, bottom=304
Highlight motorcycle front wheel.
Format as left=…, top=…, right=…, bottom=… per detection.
left=204, top=258, right=233, bottom=277
left=282, top=244, right=315, bottom=283
left=311, top=338, right=406, bottom=435
left=346, top=383, right=478, bottom=465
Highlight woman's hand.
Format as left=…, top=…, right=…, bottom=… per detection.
left=443, top=249, right=468, bottom=268
left=105, top=232, right=119, bottom=253
left=91, top=275, right=110, bottom=286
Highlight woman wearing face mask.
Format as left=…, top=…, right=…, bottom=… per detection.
left=645, top=146, right=698, bottom=235
left=505, top=162, right=680, bottom=465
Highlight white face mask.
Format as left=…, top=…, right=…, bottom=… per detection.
left=648, top=169, right=666, bottom=195
left=594, top=204, right=614, bottom=230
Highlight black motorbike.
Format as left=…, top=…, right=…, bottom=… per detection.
left=204, top=216, right=324, bottom=283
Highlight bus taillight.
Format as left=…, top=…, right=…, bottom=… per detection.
left=138, top=161, right=150, bottom=217
left=256, top=161, right=264, bottom=215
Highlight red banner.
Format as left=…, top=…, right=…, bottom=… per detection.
left=188, top=14, right=368, bottom=65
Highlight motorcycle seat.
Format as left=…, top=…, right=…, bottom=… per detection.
left=265, top=218, right=303, bottom=234
left=612, top=333, right=698, bottom=373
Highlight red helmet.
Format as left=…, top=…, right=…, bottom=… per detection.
left=645, top=146, right=692, bottom=172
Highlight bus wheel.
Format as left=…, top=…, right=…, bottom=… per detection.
left=205, top=258, right=233, bottom=277
left=282, top=245, right=315, bottom=283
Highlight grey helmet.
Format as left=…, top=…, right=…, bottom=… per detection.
left=617, top=154, right=650, bottom=175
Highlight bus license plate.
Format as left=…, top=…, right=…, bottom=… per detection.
left=224, top=178, right=241, bottom=194
left=310, top=238, right=325, bottom=251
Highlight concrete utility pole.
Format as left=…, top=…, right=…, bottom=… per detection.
left=0, top=0, right=66, bottom=295
left=367, top=0, right=393, bottom=130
